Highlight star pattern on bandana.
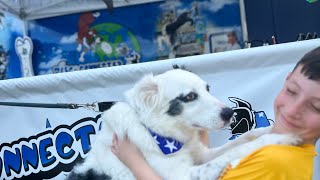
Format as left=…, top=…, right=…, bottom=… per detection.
left=147, top=128, right=184, bottom=155
left=153, top=135, right=160, bottom=144
left=164, top=139, right=178, bottom=153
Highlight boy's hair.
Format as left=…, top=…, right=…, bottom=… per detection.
left=293, top=46, right=320, bottom=81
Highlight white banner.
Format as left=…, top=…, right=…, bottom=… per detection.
left=0, top=39, right=319, bottom=179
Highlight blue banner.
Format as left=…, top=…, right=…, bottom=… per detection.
left=0, top=12, right=24, bottom=79
left=7, top=0, right=243, bottom=77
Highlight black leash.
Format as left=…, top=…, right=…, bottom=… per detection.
left=0, top=101, right=116, bottom=112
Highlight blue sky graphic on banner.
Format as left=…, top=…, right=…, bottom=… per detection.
left=27, top=0, right=242, bottom=76
left=0, top=12, right=24, bottom=79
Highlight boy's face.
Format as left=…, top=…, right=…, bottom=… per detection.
left=273, top=65, right=320, bottom=144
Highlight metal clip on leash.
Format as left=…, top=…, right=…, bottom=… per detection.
left=65, top=102, right=116, bottom=112
left=76, top=102, right=99, bottom=112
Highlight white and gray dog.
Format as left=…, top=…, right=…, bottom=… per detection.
left=67, top=66, right=301, bottom=180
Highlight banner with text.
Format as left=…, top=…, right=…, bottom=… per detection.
left=0, top=40, right=319, bottom=179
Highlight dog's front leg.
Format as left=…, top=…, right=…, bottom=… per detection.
left=190, top=133, right=302, bottom=180
left=217, top=126, right=273, bottom=151
left=198, top=127, right=272, bottom=164
left=102, top=102, right=138, bottom=138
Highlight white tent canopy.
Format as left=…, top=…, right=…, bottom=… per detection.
left=0, top=0, right=162, bottom=20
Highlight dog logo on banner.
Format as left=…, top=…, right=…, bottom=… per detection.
left=228, top=97, right=274, bottom=140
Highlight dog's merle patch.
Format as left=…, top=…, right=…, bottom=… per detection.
left=167, top=92, right=199, bottom=116
left=66, top=169, right=111, bottom=180
left=167, top=98, right=183, bottom=116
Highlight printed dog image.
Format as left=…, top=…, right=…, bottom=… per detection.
left=0, top=45, right=7, bottom=80
left=157, top=10, right=194, bottom=58
left=165, top=11, right=194, bottom=48
left=67, top=66, right=301, bottom=180
left=228, top=97, right=274, bottom=140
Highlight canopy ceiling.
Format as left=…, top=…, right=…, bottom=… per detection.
left=0, top=0, right=162, bottom=20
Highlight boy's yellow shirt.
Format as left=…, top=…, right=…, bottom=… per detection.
left=221, top=144, right=316, bottom=180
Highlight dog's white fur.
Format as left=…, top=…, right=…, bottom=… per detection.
left=69, top=69, right=301, bottom=180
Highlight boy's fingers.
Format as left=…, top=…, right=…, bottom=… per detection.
left=114, top=133, right=119, bottom=142
left=112, top=133, right=115, bottom=144
left=112, top=133, right=118, bottom=146
left=111, top=145, right=116, bottom=154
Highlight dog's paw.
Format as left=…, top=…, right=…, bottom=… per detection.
left=279, top=134, right=302, bottom=145
left=242, top=126, right=272, bottom=140
left=258, top=133, right=302, bottom=146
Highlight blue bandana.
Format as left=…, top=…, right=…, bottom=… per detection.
left=147, top=128, right=184, bottom=155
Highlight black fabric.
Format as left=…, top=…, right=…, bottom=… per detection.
left=66, top=169, right=112, bottom=180
left=98, top=102, right=116, bottom=112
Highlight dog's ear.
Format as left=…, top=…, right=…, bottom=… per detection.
left=172, top=64, right=192, bottom=72
left=125, top=74, right=159, bottom=110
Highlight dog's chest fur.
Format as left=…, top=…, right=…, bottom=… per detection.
left=71, top=102, right=201, bottom=180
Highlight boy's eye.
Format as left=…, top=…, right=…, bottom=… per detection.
left=311, top=104, right=320, bottom=113
left=286, top=87, right=296, bottom=95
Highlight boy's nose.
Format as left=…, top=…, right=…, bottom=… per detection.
left=285, top=101, right=303, bottom=119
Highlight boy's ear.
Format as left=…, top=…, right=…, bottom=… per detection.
left=125, top=74, right=159, bottom=110
left=286, top=72, right=292, bottom=80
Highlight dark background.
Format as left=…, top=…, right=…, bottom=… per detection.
left=244, top=0, right=320, bottom=46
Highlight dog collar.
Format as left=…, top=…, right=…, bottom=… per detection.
left=147, top=128, right=184, bottom=155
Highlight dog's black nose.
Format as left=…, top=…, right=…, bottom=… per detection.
left=220, top=107, right=234, bottom=122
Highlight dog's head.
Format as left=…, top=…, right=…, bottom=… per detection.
left=125, top=68, right=233, bottom=132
